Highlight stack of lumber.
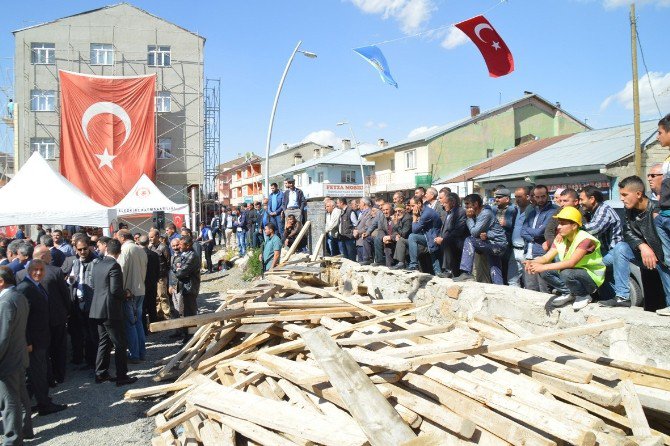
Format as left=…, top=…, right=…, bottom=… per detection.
left=128, top=263, right=670, bottom=446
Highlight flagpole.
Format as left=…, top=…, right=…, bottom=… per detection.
left=263, top=41, right=317, bottom=198
left=630, top=3, right=642, bottom=178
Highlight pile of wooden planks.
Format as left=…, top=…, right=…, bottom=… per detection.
left=128, top=262, right=670, bottom=446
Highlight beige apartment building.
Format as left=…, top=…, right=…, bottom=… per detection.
left=12, top=3, right=204, bottom=208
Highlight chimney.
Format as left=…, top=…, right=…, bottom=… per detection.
left=377, top=138, right=388, bottom=148
left=555, top=101, right=561, bottom=109
left=470, top=106, right=480, bottom=118
left=342, top=139, right=351, bottom=150
left=282, top=143, right=289, bottom=151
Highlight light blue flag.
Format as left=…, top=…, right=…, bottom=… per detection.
left=353, top=45, right=398, bottom=88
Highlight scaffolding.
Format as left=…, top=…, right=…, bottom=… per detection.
left=203, top=78, right=220, bottom=198
left=0, top=61, right=14, bottom=185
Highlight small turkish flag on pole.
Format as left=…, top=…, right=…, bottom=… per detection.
left=455, top=15, right=514, bottom=78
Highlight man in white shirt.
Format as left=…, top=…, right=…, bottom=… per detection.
left=323, top=199, right=342, bottom=256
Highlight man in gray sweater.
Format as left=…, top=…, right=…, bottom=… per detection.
left=454, top=194, right=508, bottom=285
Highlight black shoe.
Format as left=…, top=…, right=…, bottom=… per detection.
left=370, top=262, right=383, bottom=267
left=360, top=261, right=371, bottom=266
left=78, top=364, right=93, bottom=371
left=406, top=266, right=418, bottom=271
left=599, top=297, right=632, bottom=308
left=390, top=263, right=405, bottom=270
left=48, top=380, right=58, bottom=388
left=23, top=431, right=34, bottom=440
left=128, top=358, right=142, bottom=364
left=115, top=376, right=138, bottom=387
left=38, top=403, right=67, bottom=416
left=95, top=373, right=114, bottom=384
left=436, top=270, right=453, bottom=279
left=453, top=273, right=474, bottom=282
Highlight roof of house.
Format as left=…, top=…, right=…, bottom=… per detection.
left=273, top=149, right=374, bottom=177
left=436, top=134, right=575, bottom=184
left=473, top=120, right=659, bottom=182
left=268, top=141, right=332, bottom=159
left=13, top=3, right=205, bottom=41
left=362, top=93, right=590, bottom=157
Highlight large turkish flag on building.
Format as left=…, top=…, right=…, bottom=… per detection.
left=59, top=70, right=156, bottom=206
left=455, top=15, right=514, bottom=78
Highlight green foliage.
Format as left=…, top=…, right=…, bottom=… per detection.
left=243, top=247, right=263, bottom=281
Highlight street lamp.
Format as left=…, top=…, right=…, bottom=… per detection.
left=337, top=121, right=367, bottom=194
left=264, top=41, right=317, bottom=197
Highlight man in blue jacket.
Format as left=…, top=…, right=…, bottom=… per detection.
left=407, top=198, right=443, bottom=274
left=454, top=194, right=508, bottom=284
left=268, top=183, right=284, bottom=238
left=520, top=185, right=557, bottom=291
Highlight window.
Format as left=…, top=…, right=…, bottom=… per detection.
left=295, top=176, right=302, bottom=187
left=341, top=170, right=356, bottom=183
left=31, top=138, right=56, bottom=159
left=308, top=176, right=312, bottom=184
left=294, top=154, right=303, bottom=166
left=313, top=148, right=321, bottom=158
left=148, top=45, right=171, bottom=67
left=390, top=158, right=395, bottom=172
left=157, top=138, right=172, bottom=158
left=30, top=90, right=56, bottom=111
left=486, top=149, right=494, bottom=158
left=405, top=150, right=416, bottom=169
left=31, top=43, right=55, bottom=64
left=90, top=43, right=114, bottom=65
left=156, top=91, right=171, bottom=112
left=317, top=172, right=324, bottom=183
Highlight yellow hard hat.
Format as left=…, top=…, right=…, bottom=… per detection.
left=553, top=206, right=582, bottom=226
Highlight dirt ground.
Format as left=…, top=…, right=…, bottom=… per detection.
left=21, top=265, right=248, bottom=445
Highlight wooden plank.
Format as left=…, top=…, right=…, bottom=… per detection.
left=301, top=326, right=417, bottom=446
left=620, top=380, right=656, bottom=440
left=150, top=307, right=252, bottom=332
left=155, top=413, right=179, bottom=446
left=337, top=324, right=454, bottom=346
left=146, top=387, right=192, bottom=417
left=156, top=407, right=199, bottom=434
left=347, top=346, right=412, bottom=372
left=199, top=417, right=235, bottom=446
left=527, top=370, right=622, bottom=408
left=484, top=349, right=593, bottom=384
left=281, top=220, right=311, bottom=264
left=187, top=379, right=367, bottom=446
left=197, top=333, right=272, bottom=371
left=410, top=319, right=625, bottom=366
left=125, top=380, right=193, bottom=400
left=311, top=232, right=326, bottom=261
left=236, top=322, right=276, bottom=334
left=403, top=373, right=556, bottom=446
left=199, top=408, right=298, bottom=446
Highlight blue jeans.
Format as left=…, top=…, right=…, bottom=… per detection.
left=542, top=268, right=595, bottom=296
left=337, top=238, right=356, bottom=261
left=601, top=242, right=633, bottom=298
left=611, top=239, right=670, bottom=306
left=326, top=235, right=340, bottom=256
left=124, top=295, right=145, bottom=360
left=655, top=214, right=670, bottom=266
left=459, top=236, right=505, bottom=285
left=269, top=214, right=283, bottom=238
left=408, top=233, right=441, bottom=274
left=237, top=230, right=247, bottom=255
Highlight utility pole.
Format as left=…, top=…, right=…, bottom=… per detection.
left=631, top=3, right=642, bottom=177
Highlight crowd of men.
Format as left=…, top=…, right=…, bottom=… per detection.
left=0, top=224, right=204, bottom=445
left=322, top=178, right=670, bottom=313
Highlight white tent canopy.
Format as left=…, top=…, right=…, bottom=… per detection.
left=0, top=151, right=116, bottom=227
left=114, top=174, right=188, bottom=216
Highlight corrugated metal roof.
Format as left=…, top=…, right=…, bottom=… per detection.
left=274, top=149, right=374, bottom=177
left=362, top=93, right=590, bottom=157
left=474, top=120, right=659, bottom=182
left=436, top=134, right=574, bottom=184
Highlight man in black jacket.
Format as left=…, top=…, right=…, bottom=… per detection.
left=173, top=236, right=201, bottom=343
left=372, top=203, right=396, bottom=267
left=0, top=266, right=33, bottom=442
left=139, top=235, right=160, bottom=330
left=16, top=260, right=67, bottom=416
left=390, top=204, right=413, bottom=269
left=17, top=245, right=70, bottom=386
left=336, top=197, right=357, bottom=261
left=434, top=192, right=468, bottom=278
left=617, top=176, right=670, bottom=314
left=90, top=239, right=137, bottom=386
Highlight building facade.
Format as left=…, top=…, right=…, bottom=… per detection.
left=363, top=93, right=589, bottom=197
left=229, top=155, right=263, bottom=206
left=266, top=142, right=335, bottom=186
left=12, top=3, right=204, bottom=208
left=215, top=155, right=246, bottom=206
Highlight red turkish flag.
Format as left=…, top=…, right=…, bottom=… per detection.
left=59, top=70, right=156, bottom=206
left=455, top=15, right=514, bottom=78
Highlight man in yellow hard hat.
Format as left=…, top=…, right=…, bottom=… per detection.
left=524, top=206, right=605, bottom=311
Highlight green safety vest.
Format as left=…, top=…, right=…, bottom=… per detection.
left=555, top=230, right=606, bottom=287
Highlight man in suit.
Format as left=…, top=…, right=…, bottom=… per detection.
left=17, top=246, right=69, bottom=386
left=281, top=178, right=306, bottom=224
left=149, top=229, right=171, bottom=322
left=372, top=203, right=396, bottom=267
left=390, top=204, right=413, bottom=269
left=90, top=239, right=137, bottom=386
left=16, top=260, right=67, bottom=416
left=268, top=182, right=285, bottom=238
left=7, top=241, right=31, bottom=276
left=0, top=266, right=33, bottom=443
left=407, top=198, right=443, bottom=274
left=353, top=197, right=377, bottom=265
left=434, top=191, right=468, bottom=278
left=138, top=235, right=159, bottom=331
left=41, top=235, right=65, bottom=268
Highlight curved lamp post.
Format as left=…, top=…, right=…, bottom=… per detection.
left=337, top=121, right=367, bottom=194
left=264, top=41, right=317, bottom=197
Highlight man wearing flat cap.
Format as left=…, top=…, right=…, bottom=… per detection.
left=493, top=187, right=518, bottom=284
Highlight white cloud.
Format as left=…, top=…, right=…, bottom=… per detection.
left=440, top=27, right=469, bottom=50
left=349, top=0, right=435, bottom=34
left=601, top=72, right=670, bottom=116
left=365, top=120, right=388, bottom=129
left=407, top=125, right=440, bottom=139
left=301, top=130, right=341, bottom=148
left=603, top=0, right=670, bottom=8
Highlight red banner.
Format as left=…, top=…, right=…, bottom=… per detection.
left=59, top=71, right=156, bottom=206
left=456, top=15, right=514, bottom=78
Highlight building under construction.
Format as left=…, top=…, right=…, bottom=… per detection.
left=10, top=3, right=215, bottom=226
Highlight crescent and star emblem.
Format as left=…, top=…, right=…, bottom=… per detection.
left=81, top=101, right=132, bottom=170
left=473, top=23, right=501, bottom=51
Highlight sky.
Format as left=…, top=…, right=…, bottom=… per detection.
left=1, top=0, right=670, bottom=163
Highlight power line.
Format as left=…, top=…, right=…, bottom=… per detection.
left=635, top=20, right=662, bottom=117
